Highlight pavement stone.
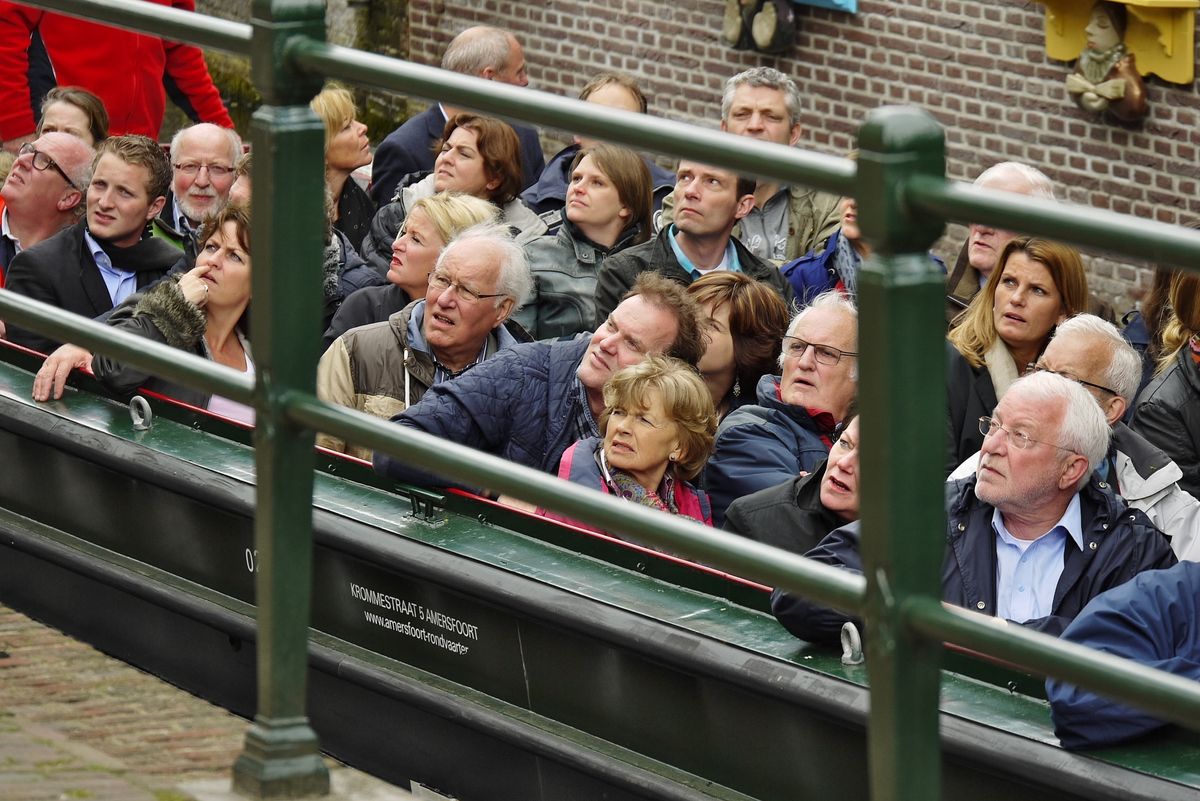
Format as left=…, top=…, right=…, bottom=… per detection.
left=0, top=604, right=414, bottom=801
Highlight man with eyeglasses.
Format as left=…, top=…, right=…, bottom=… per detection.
left=5, top=134, right=180, bottom=354
left=950, top=314, right=1200, bottom=561
left=773, top=371, right=1175, bottom=645
left=155, top=123, right=243, bottom=254
left=0, top=132, right=94, bottom=283
left=374, top=271, right=705, bottom=488
left=704, top=291, right=857, bottom=526
left=317, top=223, right=532, bottom=460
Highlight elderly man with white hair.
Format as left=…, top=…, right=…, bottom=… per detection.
left=704, top=291, right=858, bottom=526
left=773, top=371, right=1176, bottom=644
left=951, top=313, right=1200, bottom=560
left=316, top=222, right=533, bottom=460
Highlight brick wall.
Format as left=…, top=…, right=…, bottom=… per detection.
left=404, top=0, right=1200, bottom=310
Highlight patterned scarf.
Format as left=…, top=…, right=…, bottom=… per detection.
left=597, top=448, right=679, bottom=515
left=832, top=231, right=862, bottom=299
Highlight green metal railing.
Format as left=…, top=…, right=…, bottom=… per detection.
left=3, top=0, right=1200, bottom=798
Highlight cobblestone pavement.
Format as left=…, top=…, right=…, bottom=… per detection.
left=0, top=603, right=409, bottom=801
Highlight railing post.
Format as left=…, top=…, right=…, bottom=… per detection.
left=231, top=0, right=329, bottom=797
left=855, top=107, right=948, bottom=801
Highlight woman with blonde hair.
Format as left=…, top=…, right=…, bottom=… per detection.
left=1132, top=271, right=1200, bottom=495
left=946, top=236, right=1089, bottom=473
left=543, top=356, right=719, bottom=532
left=322, top=191, right=498, bottom=350
left=310, top=84, right=374, bottom=252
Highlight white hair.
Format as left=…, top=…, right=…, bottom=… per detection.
left=1053, top=314, right=1143, bottom=405
left=1009, top=371, right=1111, bottom=488
left=779, top=292, right=859, bottom=378
left=169, top=123, right=243, bottom=166
left=721, top=67, right=802, bottom=128
left=436, top=222, right=532, bottom=310
left=974, top=161, right=1056, bottom=201
left=441, top=26, right=514, bottom=76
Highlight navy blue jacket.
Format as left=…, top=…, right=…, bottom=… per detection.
left=703, top=374, right=832, bottom=527
left=374, top=334, right=591, bottom=486
left=771, top=475, right=1176, bottom=644
left=369, top=105, right=545, bottom=207
left=1047, top=561, right=1200, bottom=749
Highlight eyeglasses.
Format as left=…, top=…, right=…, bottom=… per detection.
left=173, top=162, right=235, bottom=179
left=1025, top=364, right=1118, bottom=397
left=978, top=416, right=1075, bottom=453
left=782, top=336, right=858, bottom=366
left=18, top=143, right=76, bottom=189
left=427, top=271, right=506, bottom=304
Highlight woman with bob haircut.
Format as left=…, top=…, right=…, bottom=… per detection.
left=946, top=236, right=1088, bottom=473
left=1132, top=271, right=1200, bottom=496
left=361, top=113, right=545, bottom=275
left=543, top=355, right=719, bottom=531
left=37, top=86, right=108, bottom=146
left=310, top=84, right=374, bottom=253
left=517, top=143, right=652, bottom=339
left=686, top=271, right=789, bottom=418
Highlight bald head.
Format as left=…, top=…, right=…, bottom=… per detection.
left=967, top=162, right=1055, bottom=277
left=442, top=26, right=528, bottom=86
left=35, top=131, right=94, bottom=189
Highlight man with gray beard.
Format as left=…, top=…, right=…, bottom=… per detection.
left=155, top=122, right=242, bottom=254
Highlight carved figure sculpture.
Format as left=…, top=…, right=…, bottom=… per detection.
left=1066, top=1, right=1148, bottom=122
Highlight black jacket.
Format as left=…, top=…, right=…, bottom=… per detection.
left=771, top=475, right=1177, bottom=644
left=321, top=283, right=412, bottom=353
left=722, top=461, right=846, bottom=556
left=592, top=226, right=793, bottom=327
left=945, top=342, right=997, bottom=475
left=1132, top=349, right=1200, bottom=497
left=4, top=221, right=179, bottom=354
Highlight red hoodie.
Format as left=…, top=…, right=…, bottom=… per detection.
left=0, top=0, right=233, bottom=141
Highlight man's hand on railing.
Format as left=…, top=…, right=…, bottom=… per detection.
left=32, top=344, right=94, bottom=402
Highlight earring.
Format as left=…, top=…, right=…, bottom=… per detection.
left=732, top=378, right=741, bottom=398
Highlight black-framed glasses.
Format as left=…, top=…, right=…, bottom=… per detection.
left=1025, top=364, right=1119, bottom=397
left=173, top=161, right=235, bottom=179
left=978, top=416, right=1075, bottom=453
left=427, top=271, right=506, bottom=304
left=18, top=143, right=76, bottom=189
left=782, top=335, right=858, bottom=366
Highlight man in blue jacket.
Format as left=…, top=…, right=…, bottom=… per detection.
left=374, top=272, right=705, bottom=487
left=1046, top=560, right=1200, bottom=749
left=772, top=371, right=1176, bottom=642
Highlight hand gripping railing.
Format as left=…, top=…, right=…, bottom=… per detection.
left=3, top=1, right=1200, bottom=800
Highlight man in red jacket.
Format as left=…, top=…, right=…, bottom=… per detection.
left=0, top=0, right=233, bottom=152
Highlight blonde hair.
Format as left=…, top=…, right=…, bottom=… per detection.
left=1155, top=272, right=1200, bottom=376
left=599, top=356, right=718, bottom=481
left=948, top=237, right=1088, bottom=368
left=309, top=84, right=357, bottom=151
left=407, top=192, right=498, bottom=246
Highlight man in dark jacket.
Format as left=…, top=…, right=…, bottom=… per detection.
left=153, top=123, right=242, bottom=254
left=374, top=272, right=705, bottom=487
left=593, top=160, right=792, bottom=325
left=5, top=134, right=180, bottom=354
left=1046, top=560, right=1200, bottom=750
left=368, top=26, right=544, bottom=206
left=773, top=372, right=1177, bottom=644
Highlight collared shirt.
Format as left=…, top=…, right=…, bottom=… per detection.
left=0, top=208, right=20, bottom=270
left=83, top=228, right=138, bottom=306
left=569, top=375, right=601, bottom=444
left=993, top=493, right=1084, bottom=622
left=668, top=224, right=739, bottom=279
left=172, top=198, right=195, bottom=237
left=406, top=301, right=494, bottom=384
left=736, top=186, right=790, bottom=261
